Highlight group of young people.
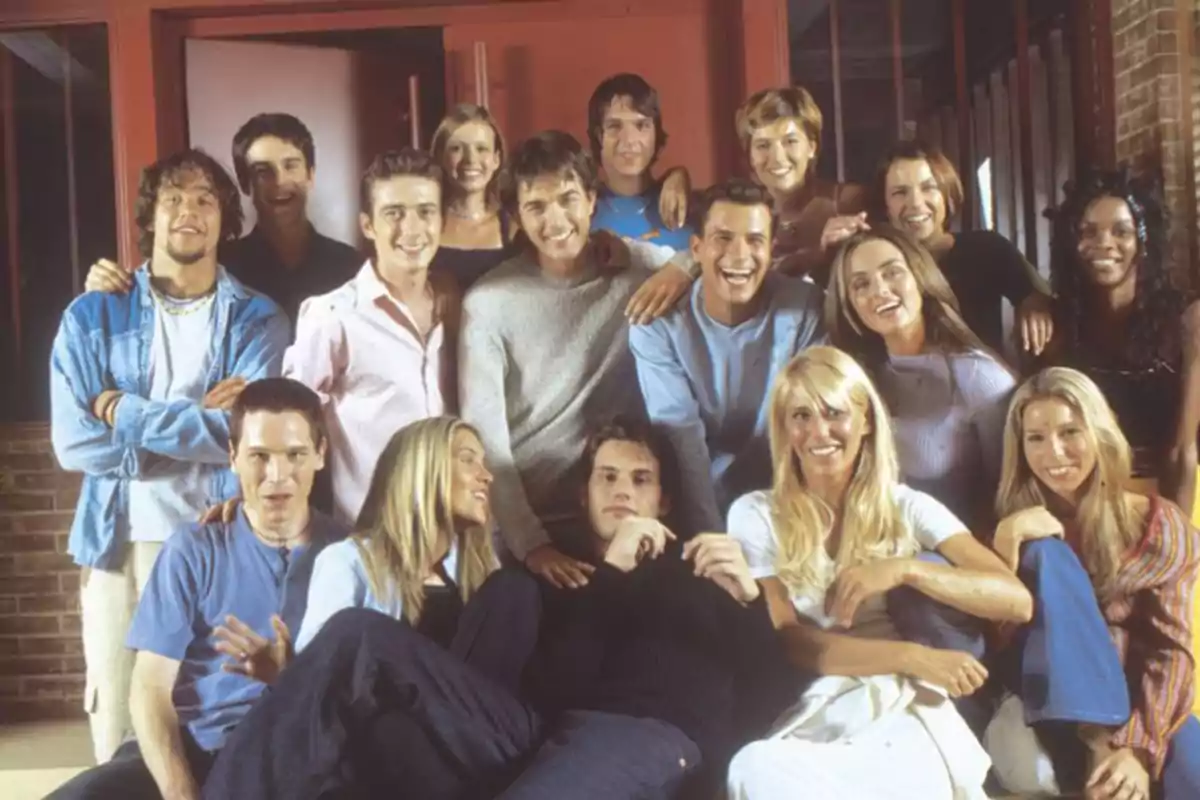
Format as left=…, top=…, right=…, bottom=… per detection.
left=42, top=70, right=1200, bottom=800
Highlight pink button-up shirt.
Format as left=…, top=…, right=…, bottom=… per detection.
left=284, top=262, right=446, bottom=523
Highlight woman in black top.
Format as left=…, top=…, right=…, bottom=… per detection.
left=1043, top=167, right=1200, bottom=517
left=838, top=139, right=1055, bottom=359
left=429, top=104, right=518, bottom=291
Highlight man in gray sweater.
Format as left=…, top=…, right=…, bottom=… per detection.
left=459, top=130, right=696, bottom=589
left=629, top=180, right=826, bottom=536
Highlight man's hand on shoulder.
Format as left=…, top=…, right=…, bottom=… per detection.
left=85, top=257, right=135, bottom=294
left=525, top=543, right=595, bottom=589
left=682, top=533, right=761, bottom=604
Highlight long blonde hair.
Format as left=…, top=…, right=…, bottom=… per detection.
left=768, top=346, right=917, bottom=595
left=995, top=367, right=1141, bottom=596
left=353, top=416, right=496, bottom=623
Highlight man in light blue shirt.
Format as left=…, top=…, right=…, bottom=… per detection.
left=49, top=148, right=289, bottom=763
left=629, top=179, right=826, bottom=536
left=47, top=378, right=346, bottom=800
left=587, top=73, right=693, bottom=251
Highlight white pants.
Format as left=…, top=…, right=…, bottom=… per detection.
left=79, top=542, right=163, bottom=764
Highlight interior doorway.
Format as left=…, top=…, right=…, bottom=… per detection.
left=184, top=26, right=445, bottom=247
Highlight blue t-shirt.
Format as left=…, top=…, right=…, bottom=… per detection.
left=591, top=185, right=694, bottom=252
left=126, top=508, right=347, bottom=752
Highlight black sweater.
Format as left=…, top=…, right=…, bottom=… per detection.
left=523, top=547, right=798, bottom=773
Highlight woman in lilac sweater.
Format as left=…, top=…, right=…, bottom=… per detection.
left=825, top=225, right=1017, bottom=535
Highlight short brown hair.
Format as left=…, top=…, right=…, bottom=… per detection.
left=230, top=378, right=327, bottom=451
left=501, top=130, right=600, bottom=214
left=134, top=149, right=242, bottom=259
left=231, top=113, right=315, bottom=195
left=736, top=86, right=824, bottom=157
left=359, top=148, right=444, bottom=216
left=430, top=104, right=506, bottom=208
left=586, top=73, right=668, bottom=164
left=872, top=140, right=965, bottom=226
left=690, top=178, right=776, bottom=236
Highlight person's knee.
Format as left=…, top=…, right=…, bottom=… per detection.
left=476, top=568, right=543, bottom=619
left=311, top=607, right=412, bottom=653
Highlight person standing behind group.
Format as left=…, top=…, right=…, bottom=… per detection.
left=629, top=179, right=825, bottom=536
left=429, top=104, right=518, bottom=291
left=826, top=225, right=1016, bottom=534
left=84, top=113, right=361, bottom=325
left=50, top=148, right=290, bottom=763
left=283, top=149, right=456, bottom=525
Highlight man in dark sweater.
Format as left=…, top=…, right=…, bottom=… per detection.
left=199, top=417, right=797, bottom=799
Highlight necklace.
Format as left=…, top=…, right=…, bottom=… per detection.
left=151, top=284, right=216, bottom=317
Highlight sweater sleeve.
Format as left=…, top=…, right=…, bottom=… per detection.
left=984, top=231, right=1050, bottom=304
left=458, top=300, right=551, bottom=561
left=1110, top=502, right=1200, bottom=776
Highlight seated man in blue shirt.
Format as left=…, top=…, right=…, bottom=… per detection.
left=588, top=73, right=693, bottom=252
left=47, top=378, right=346, bottom=800
left=629, top=179, right=826, bottom=536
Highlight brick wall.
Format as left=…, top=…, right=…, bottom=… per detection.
left=1112, top=0, right=1198, bottom=279
left=0, top=422, right=86, bottom=722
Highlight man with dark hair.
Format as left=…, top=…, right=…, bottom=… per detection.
left=587, top=73, right=693, bottom=251
left=50, top=148, right=289, bottom=765
left=629, top=179, right=826, bottom=535
left=283, top=148, right=455, bottom=523
left=460, top=129, right=697, bottom=589
left=86, top=112, right=360, bottom=324
left=198, top=416, right=795, bottom=799
left=47, top=378, right=346, bottom=800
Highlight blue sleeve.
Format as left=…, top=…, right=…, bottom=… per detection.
left=628, top=320, right=722, bottom=535
left=294, top=541, right=369, bottom=652
left=126, top=528, right=204, bottom=660
left=794, top=283, right=829, bottom=350
left=110, top=302, right=290, bottom=464
left=49, top=310, right=143, bottom=479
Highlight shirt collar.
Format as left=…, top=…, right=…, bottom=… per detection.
left=133, top=262, right=247, bottom=309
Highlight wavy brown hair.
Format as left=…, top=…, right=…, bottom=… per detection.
left=134, top=148, right=242, bottom=259
left=430, top=104, right=506, bottom=210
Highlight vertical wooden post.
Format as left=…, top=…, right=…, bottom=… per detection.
left=830, top=0, right=846, bottom=182
left=891, top=0, right=904, bottom=138
left=1014, top=0, right=1037, bottom=260
left=408, top=74, right=421, bottom=149
left=1, top=46, right=19, bottom=368
left=62, top=30, right=81, bottom=293
left=952, top=0, right=974, bottom=228
left=473, top=40, right=489, bottom=109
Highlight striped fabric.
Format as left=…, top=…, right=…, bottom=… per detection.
left=1067, top=495, right=1200, bottom=777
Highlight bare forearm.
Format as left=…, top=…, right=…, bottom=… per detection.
left=1163, top=451, right=1197, bottom=518
left=905, top=560, right=1033, bottom=623
left=778, top=623, right=916, bottom=677
left=130, top=689, right=200, bottom=800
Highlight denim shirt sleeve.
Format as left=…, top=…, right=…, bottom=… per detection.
left=49, top=312, right=142, bottom=478
left=110, top=302, right=290, bottom=464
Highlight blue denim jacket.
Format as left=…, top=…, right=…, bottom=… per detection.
left=49, top=266, right=290, bottom=570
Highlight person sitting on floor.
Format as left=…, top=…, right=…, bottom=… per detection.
left=47, top=378, right=345, bottom=800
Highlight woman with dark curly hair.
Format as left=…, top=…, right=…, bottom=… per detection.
left=1044, top=167, right=1200, bottom=519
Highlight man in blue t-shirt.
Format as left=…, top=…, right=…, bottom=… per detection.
left=587, top=73, right=694, bottom=252
left=47, top=378, right=346, bottom=800
left=629, top=179, right=827, bottom=536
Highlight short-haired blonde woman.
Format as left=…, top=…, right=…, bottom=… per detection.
left=827, top=224, right=1017, bottom=534
left=865, top=139, right=1053, bottom=357
left=296, top=415, right=498, bottom=650
left=725, top=345, right=1030, bottom=799
left=986, top=367, right=1200, bottom=800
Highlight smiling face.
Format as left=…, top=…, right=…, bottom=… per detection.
left=844, top=238, right=923, bottom=340
left=599, top=95, right=657, bottom=180
left=516, top=170, right=596, bottom=266
left=585, top=439, right=667, bottom=542
left=448, top=428, right=492, bottom=527
left=232, top=410, right=326, bottom=532
left=151, top=168, right=222, bottom=266
left=1076, top=195, right=1139, bottom=292
left=748, top=119, right=816, bottom=196
left=695, top=200, right=773, bottom=318
left=244, top=135, right=313, bottom=224
left=441, top=120, right=501, bottom=196
left=784, top=385, right=869, bottom=487
left=360, top=174, right=442, bottom=281
left=1020, top=397, right=1098, bottom=504
left=884, top=158, right=947, bottom=243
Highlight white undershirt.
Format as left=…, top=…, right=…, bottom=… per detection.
left=127, top=291, right=216, bottom=542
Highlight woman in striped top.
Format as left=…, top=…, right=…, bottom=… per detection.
left=990, top=367, right=1200, bottom=799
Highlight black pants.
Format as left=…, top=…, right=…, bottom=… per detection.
left=44, top=728, right=216, bottom=800
left=202, top=568, right=698, bottom=799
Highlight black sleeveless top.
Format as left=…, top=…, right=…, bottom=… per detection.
left=430, top=213, right=517, bottom=292
left=416, top=582, right=464, bottom=649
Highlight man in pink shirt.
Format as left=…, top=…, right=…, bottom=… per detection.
left=283, top=149, right=456, bottom=523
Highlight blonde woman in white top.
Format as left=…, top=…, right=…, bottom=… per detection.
left=725, top=345, right=1031, bottom=799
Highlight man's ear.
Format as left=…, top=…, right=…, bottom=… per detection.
left=359, top=212, right=375, bottom=243
left=657, top=492, right=672, bottom=518
left=228, top=444, right=239, bottom=475
left=314, top=438, right=328, bottom=472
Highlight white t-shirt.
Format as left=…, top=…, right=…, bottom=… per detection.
left=127, top=294, right=217, bottom=543
left=726, top=484, right=967, bottom=637
left=295, top=537, right=460, bottom=652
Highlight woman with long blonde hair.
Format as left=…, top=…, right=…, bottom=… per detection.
left=826, top=224, right=1017, bottom=535
left=984, top=367, right=1200, bottom=800
left=726, top=345, right=1030, bottom=799
left=295, top=415, right=497, bottom=649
